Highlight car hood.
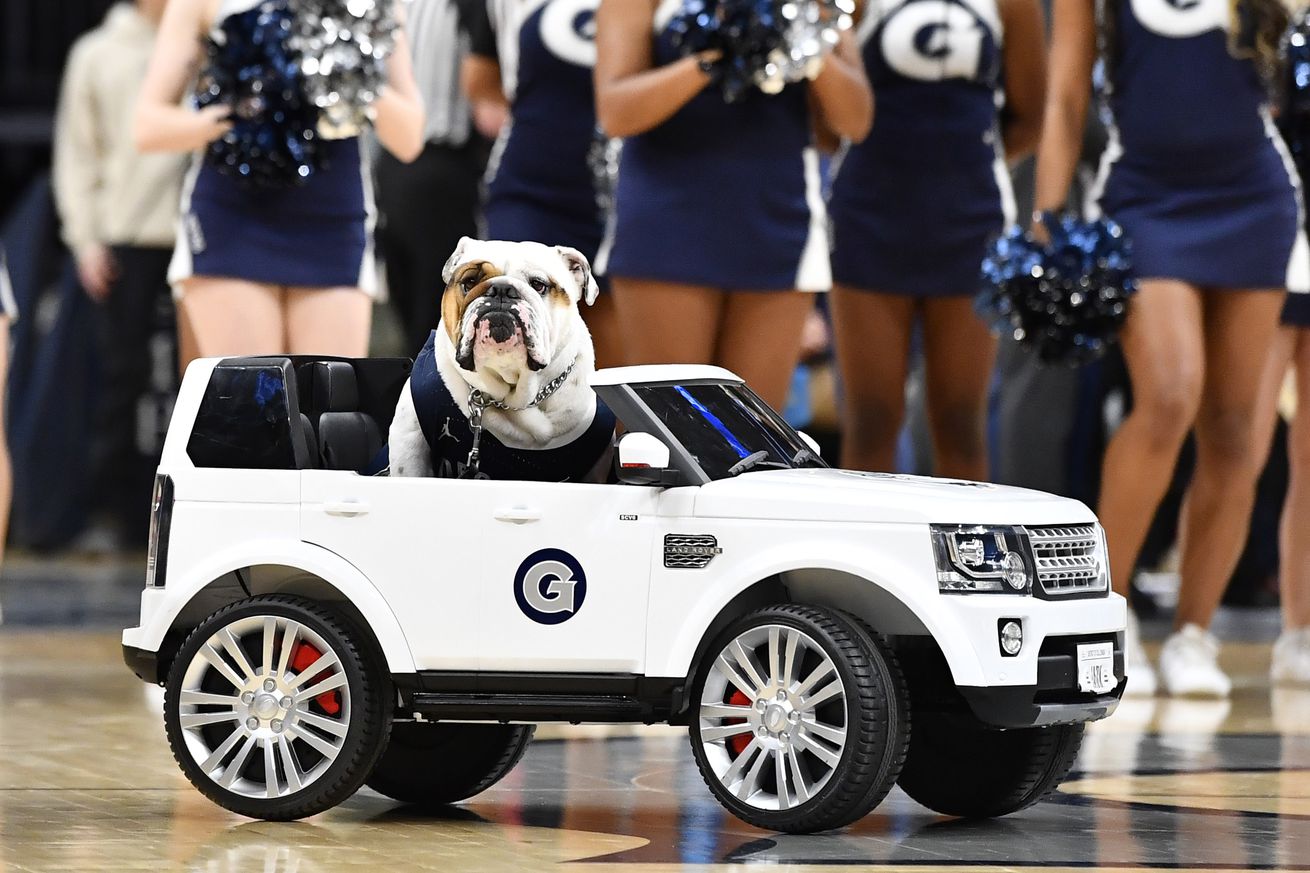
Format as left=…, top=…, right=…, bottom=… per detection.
left=692, top=468, right=1097, bottom=526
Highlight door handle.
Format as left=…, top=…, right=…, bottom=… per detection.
left=323, top=499, right=370, bottom=517
left=494, top=506, right=542, bottom=524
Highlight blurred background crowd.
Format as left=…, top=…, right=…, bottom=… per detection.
left=0, top=0, right=1307, bottom=700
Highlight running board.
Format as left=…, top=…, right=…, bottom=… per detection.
left=409, top=692, right=655, bottom=724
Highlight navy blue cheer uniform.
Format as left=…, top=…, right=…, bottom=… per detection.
left=1093, top=0, right=1308, bottom=303
left=471, top=0, right=608, bottom=288
left=168, top=0, right=377, bottom=295
left=602, top=0, right=830, bottom=291
left=829, top=0, right=1012, bottom=295
left=409, top=331, right=616, bottom=481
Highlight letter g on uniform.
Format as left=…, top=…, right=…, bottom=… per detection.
left=514, top=548, right=588, bottom=625
left=881, top=0, right=987, bottom=81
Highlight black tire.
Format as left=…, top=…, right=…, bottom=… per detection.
left=688, top=604, right=909, bottom=834
left=365, top=722, right=535, bottom=805
left=897, top=718, right=1085, bottom=818
left=164, top=595, right=392, bottom=820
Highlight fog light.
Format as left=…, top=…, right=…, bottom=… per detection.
left=999, top=620, right=1023, bottom=656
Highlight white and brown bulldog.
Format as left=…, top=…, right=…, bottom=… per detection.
left=388, top=238, right=614, bottom=481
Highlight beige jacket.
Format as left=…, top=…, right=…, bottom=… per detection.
left=53, top=3, right=188, bottom=253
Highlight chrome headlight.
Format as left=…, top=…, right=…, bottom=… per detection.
left=931, top=525, right=1032, bottom=594
left=1096, top=524, right=1111, bottom=592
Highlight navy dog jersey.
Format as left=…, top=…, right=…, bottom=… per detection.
left=410, top=331, right=615, bottom=481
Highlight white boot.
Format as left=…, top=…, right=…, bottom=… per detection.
left=1123, top=611, right=1157, bottom=697
left=1159, top=623, right=1231, bottom=699
left=1271, top=628, right=1310, bottom=686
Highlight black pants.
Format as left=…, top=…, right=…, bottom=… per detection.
left=95, top=245, right=177, bottom=544
left=376, top=139, right=487, bottom=355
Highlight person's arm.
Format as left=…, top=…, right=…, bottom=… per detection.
left=998, top=0, right=1047, bottom=161
left=372, top=23, right=426, bottom=162
left=594, top=0, right=720, bottom=138
left=134, top=0, right=234, bottom=153
left=807, top=29, right=874, bottom=142
left=1032, top=0, right=1096, bottom=223
left=462, top=55, right=509, bottom=138
left=53, top=39, right=117, bottom=299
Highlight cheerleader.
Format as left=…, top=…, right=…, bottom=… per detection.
left=459, top=0, right=622, bottom=367
left=827, top=0, right=1047, bottom=478
left=134, top=0, right=425, bottom=358
left=1035, top=0, right=1305, bottom=696
left=594, top=0, right=873, bottom=411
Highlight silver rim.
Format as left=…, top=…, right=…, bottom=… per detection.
left=698, top=623, right=848, bottom=811
left=177, top=615, right=352, bottom=799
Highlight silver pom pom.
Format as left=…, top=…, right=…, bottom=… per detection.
left=289, top=0, right=400, bottom=139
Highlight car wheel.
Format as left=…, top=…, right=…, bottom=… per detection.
left=365, top=722, right=535, bottom=805
left=689, top=604, right=909, bottom=833
left=163, top=595, right=391, bottom=820
left=897, top=718, right=1085, bottom=817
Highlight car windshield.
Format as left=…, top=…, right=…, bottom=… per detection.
left=631, top=382, right=826, bottom=481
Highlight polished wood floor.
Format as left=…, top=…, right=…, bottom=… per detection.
left=1, top=629, right=1308, bottom=872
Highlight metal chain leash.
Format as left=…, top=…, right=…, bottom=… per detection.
left=460, top=357, right=580, bottom=479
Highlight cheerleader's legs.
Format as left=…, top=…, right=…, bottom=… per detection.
left=1253, top=326, right=1310, bottom=631
left=829, top=287, right=915, bottom=472
left=1174, top=288, right=1285, bottom=631
left=285, top=287, right=372, bottom=357
left=1097, top=278, right=1206, bottom=599
left=920, top=296, right=997, bottom=481
left=1280, top=333, right=1310, bottom=631
left=611, top=278, right=810, bottom=411
left=584, top=292, right=625, bottom=369
left=179, top=277, right=286, bottom=357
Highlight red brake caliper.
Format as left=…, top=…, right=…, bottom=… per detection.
left=726, top=690, right=752, bottom=758
left=290, top=642, right=341, bottom=715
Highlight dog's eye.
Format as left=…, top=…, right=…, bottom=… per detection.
left=529, top=277, right=549, bottom=293
left=460, top=276, right=477, bottom=293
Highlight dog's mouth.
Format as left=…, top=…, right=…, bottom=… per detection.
left=456, top=304, right=547, bottom=373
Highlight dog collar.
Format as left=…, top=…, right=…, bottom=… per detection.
left=461, top=357, right=580, bottom=479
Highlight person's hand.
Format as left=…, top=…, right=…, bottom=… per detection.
left=472, top=100, right=508, bottom=140
left=76, top=244, right=118, bottom=302
left=195, top=103, right=235, bottom=143
left=1029, top=211, right=1051, bottom=246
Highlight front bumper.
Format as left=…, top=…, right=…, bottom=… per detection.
left=959, top=632, right=1126, bottom=727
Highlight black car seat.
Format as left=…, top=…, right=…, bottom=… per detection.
left=310, top=362, right=383, bottom=472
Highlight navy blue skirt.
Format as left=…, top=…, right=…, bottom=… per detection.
left=1096, top=138, right=1305, bottom=292
left=169, top=138, right=376, bottom=294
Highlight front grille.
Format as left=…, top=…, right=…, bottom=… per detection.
left=664, top=534, right=721, bottom=569
left=1027, top=525, right=1104, bottom=596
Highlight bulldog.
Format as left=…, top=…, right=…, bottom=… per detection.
left=388, top=238, right=615, bottom=482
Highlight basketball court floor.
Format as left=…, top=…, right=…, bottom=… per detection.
left=1, top=556, right=1308, bottom=872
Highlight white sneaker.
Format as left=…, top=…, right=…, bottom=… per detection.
left=1122, top=611, right=1158, bottom=697
left=1159, top=624, right=1231, bottom=699
left=1271, top=628, right=1310, bottom=686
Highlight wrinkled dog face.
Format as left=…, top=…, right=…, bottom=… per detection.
left=441, top=238, right=599, bottom=379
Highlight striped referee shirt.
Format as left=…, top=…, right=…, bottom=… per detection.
left=406, top=0, right=473, bottom=146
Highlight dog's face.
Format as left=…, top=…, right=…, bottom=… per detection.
left=440, top=238, right=599, bottom=380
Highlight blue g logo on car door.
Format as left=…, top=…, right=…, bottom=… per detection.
left=514, top=548, right=587, bottom=624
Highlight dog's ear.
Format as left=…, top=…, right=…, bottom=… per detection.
left=556, top=246, right=599, bottom=306
left=442, top=236, right=475, bottom=285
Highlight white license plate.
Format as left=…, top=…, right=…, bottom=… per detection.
left=1077, top=642, right=1116, bottom=694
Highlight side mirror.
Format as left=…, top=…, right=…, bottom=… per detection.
left=616, top=432, right=676, bottom=486
left=798, top=431, right=821, bottom=458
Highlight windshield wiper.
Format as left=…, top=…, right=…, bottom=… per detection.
left=727, top=450, right=786, bottom=476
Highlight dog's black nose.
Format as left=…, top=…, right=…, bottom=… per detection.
left=484, top=279, right=521, bottom=301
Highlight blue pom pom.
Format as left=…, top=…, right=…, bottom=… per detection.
left=977, top=213, right=1138, bottom=365
left=196, top=0, right=323, bottom=187
left=1280, top=9, right=1310, bottom=184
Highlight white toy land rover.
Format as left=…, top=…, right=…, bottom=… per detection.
left=123, top=355, right=1126, bottom=833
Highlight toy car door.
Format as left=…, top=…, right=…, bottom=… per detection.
left=299, top=471, right=501, bottom=670
left=469, top=480, right=661, bottom=673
